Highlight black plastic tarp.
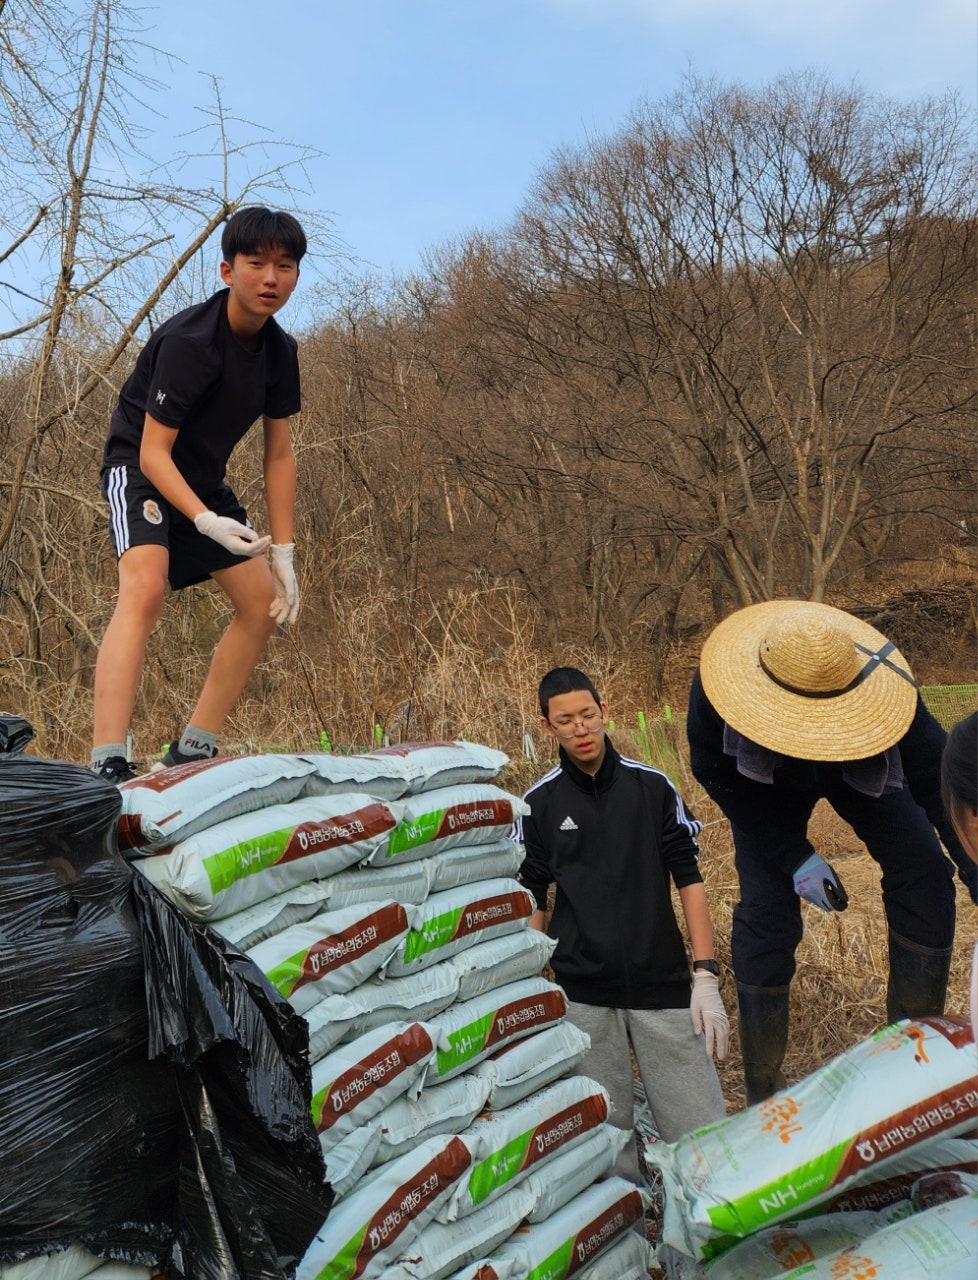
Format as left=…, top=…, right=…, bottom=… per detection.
left=0, top=721, right=332, bottom=1278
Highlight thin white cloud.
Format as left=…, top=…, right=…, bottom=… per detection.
left=542, top=0, right=975, bottom=39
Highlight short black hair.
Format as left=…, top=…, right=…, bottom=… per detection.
left=942, top=711, right=977, bottom=827
left=538, top=666, right=601, bottom=718
left=221, top=206, right=307, bottom=264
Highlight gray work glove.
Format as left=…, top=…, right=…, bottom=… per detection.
left=194, top=510, right=272, bottom=557
left=793, top=850, right=849, bottom=912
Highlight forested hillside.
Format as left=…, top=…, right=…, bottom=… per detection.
left=1, top=4, right=974, bottom=763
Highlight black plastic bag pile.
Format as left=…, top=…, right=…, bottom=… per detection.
left=0, top=718, right=333, bottom=1278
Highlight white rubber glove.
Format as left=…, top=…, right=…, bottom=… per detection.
left=269, top=542, right=300, bottom=625
left=793, top=850, right=849, bottom=912
left=194, top=510, right=272, bottom=557
left=690, top=971, right=730, bottom=1060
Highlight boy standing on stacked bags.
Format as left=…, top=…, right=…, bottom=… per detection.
left=91, top=207, right=307, bottom=783
left=517, top=666, right=730, bottom=1184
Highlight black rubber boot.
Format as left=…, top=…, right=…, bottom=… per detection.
left=885, top=929, right=952, bottom=1025
left=737, top=983, right=791, bottom=1106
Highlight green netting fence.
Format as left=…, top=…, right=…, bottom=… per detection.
left=920, top=685, right=978, bottom=730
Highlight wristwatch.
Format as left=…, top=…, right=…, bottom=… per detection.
left=693, top=958, right=721, bottom=977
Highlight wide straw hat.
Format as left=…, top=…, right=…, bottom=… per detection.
left=699, top=600, right=918, bottom=761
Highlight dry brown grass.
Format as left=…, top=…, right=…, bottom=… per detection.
left=504, top=709, right=976, bottom=1111
left=5, top=572, right=975, bottom=1099
left=692, top=799, right=976, bottom=1114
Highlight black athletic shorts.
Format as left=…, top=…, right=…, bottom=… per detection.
left=101, top=465, right=258, bottom=590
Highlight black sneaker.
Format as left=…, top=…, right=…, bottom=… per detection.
left=160, top=740, right=218, bottom=768
left=93, top=756, right=139, bottom=784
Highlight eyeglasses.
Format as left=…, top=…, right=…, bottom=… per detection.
left=548, top=710, right=604, bottom=737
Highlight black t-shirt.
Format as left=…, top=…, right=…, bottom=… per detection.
left=102, top=289, right=301, bottom=495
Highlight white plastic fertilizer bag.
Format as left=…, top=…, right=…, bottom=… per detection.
left=304, top=963, right=461, bottom=1062
left=386, top=1182, right=531, bottom=1280
left=384, top=878, right=535, bottom=977
left=209, top=880, right=332, bottom=948
left=653, top=1015, right=978, bottom=1263
left=426, top=976, right=567, bottom=1083
left=116, top=751, right=316, bottom=851
left=439, top=1260, right=520, bottom=1280
left=427, top=838, right=524, bottom=893
left=0, top=1248, right=154, bottom=1280
left=320, top=1124, right=385, bottom=1202
left=373, top=1074, right=493, bottom=1166
left=468, top=1019, right=591, bottom=1112
left=821, top=1134, right=978, bottom=1214
left=779, top=1187, right=978, bottom=1277
left=363, top=785, right=529, bottom=866
left=135, top=792, right=400, bottom=920
left=451, top=928, right=557, bottom=1005
left=656, top=1205, right=905, bottom=1279
left=320, top=857, right=434, bottom=910
left=296, top=1134, right=478, bottom=1280
left=359, top=741, right=509, bottom=794
left=438, top=1075, right=612, bottom=1222
left=521, top=1124, right=630, bottom=1223
left=310, top=1020, right=440, bottom=1153
left=298, top=750, right=410, bottom=800
left=247, top=899, right=417, bottom=1012
left=574, top=1232, right=656, bottom=1280
left=481, top=1177, right=650, bottom=1279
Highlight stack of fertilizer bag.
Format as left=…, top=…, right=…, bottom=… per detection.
left=643, top=1012, right=978, bottom=1278
left=116, top=740, right=657, bottom=1280
left=0, top=717, right=330, bottom=1280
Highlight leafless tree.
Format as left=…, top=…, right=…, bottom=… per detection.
left=507, top=72, right=976, bottom=605
left=0, top=0, right=324, bottom=718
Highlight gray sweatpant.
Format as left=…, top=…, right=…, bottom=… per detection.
left=565, top=999, right=726, bottom=1183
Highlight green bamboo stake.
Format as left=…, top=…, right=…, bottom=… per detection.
left=636, top=709, right=651, bottom=764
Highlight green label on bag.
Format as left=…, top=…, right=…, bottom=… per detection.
left=401, top=906, right=464, bottom=962
left=704, top=1140, right=849, bottom=1244
left=202, top=826, right=295, bottom=893
left=525, top=1241, right=573, bottom=1280
left=385, top=807, right=447, bottom=857
left=467, top=1131, right=533, bottom=1206
left=436, top=1011, right=494, bottom=1075
left=307, top=1225, right=366, bottom=1280
left=265, top=947, right=309, bottom=997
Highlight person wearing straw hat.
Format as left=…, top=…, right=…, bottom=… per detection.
left=685, top=600, right=976, bottom=1105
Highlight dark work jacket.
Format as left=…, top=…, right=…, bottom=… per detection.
left=686, top=669, right=978, bottom=902
left=516, top=740, right=704, bottom=1010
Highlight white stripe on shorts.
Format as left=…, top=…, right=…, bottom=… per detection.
left=106, top=465, right=130, bottom=554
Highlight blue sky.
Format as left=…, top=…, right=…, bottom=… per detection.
left=146, top=0, right=976, bottom=282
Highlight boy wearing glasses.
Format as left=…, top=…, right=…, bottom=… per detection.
left=516, top=666, right=728, bottom=1182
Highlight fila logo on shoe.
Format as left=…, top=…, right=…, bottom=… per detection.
left=560, top=816, right=578, bottom=831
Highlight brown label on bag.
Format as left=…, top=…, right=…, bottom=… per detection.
left=296, top=901, right=408, bottom=987
left=352, top=1137, right=472, bottom=1276
left=571, top=1189, right=644, bottom=1269
left=278, top=800, right=397, bottom=862
left=313, top=1022, right=435, bottom=1132
left=485, top=986, right=567, bottom=1052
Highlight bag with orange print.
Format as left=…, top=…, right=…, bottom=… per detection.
left=651, top=1015, right=978, bottom=1263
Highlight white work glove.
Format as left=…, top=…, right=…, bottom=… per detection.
left=690, top=971, right=730, bottom=1061
left=269, top=542, right=300, bottom=625
left=793, top=850, right=849, bottom=912
left=194, top=510, right=272, bottom=557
